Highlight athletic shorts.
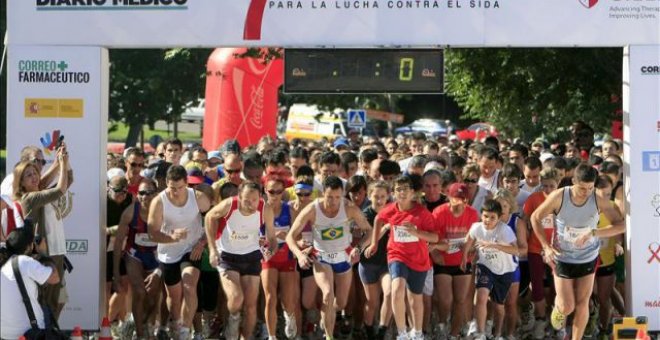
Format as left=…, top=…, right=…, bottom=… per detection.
left=512, top=266, right=521, bottom=283
left=554, top=258, right=598, bottom=279
left=596, top=264, right=615, bottom=277
left=358, top=262, right=389, bottom=285
left=433, top=263, right=472, bottom=276
left=262, top=244, right=296, bottom=272
left=423, top=269, right=434, bottom=296
left=315, top=250, right=352, bottom=274
left=127, top=248, right=159, bottom=272
left=161, top=252, right=201, bottom=286
left=388, top=261, right=427, bottom=295
left=614, top=254, right=625, bottom=283
left=298, top=264, right=314, bottom=279
left=218, top=250, right=262, bottom=277
left=106, top=251, right=127, bottom=282
left=475, top=264, right=514, bottom=305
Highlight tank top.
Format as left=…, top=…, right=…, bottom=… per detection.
left=126, top=202, right=157, bottom=253
left=470, top=186, right=489, bottom=214
left=157, top=188, right=204, bottom=263
left=216, top=197, right=264, bottom=255
left=312, top=199, right=352, bottom=253
left=554, top=187, right=600, bottom=263
left=506, top=213, right=521, bottom=264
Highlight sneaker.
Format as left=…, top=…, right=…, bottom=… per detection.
left=225, top=313, right=241, bottom=340
left=467, top=319, right=478, bottom=337
left=339, top=315, right=353, bottom=337
left=584, top=308, right=599, bottom=338
left=192, top=332, right=204, bottom=340
left=396, top=331, right=410, bottom=340
left=121, top=319, right=136, bottom=339
left=156, top=327, right=170, bottom=340
left=408, top=330, right=424, bottom=340
left=472, top=333, right=487, bottom=340
left=520, top=303, right=535, bottom=332
left=178, top=327, right=191, bottom=340
left=284, top=311, right=297, bottom=339
left=554, top=329, right=567, bottom=340
left=485, top=320, right=493, bottom=337
left=447, top=335, right=459, bottom=340
left=550, top=307, right=566, bottom=331
left=433, top=323, right=447, bottom=340
left=532, top=319, right=547, bottom=339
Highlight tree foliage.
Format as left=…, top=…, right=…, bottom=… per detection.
left=109, top=48, right=211, bottom=146
left=444, top=48, right=622, bottom=141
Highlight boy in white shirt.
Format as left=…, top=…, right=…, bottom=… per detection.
left=461, top=199, right=519, bottom=340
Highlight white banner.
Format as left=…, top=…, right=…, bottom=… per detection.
left=623, top=45, right=660, bottom=330
left=7, top=0, right=660, bottom=47
left=6, top=46, right=108, bottom=330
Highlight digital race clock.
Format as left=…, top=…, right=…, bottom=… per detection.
left=284, top=49, right=444, bottom=94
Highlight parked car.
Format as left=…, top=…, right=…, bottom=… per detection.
left=394, top=118, right=453, bottom=138
left=181, top=99, right=205, bottom=123
left=455, top=122, right=498, bottom=141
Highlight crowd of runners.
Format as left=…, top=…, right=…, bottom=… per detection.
left=1, top=120, right=629, bottom=340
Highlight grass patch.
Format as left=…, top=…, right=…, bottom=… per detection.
left=108, top=122, right=201, bottom=143
left=0, top=149, right=6, bottom=179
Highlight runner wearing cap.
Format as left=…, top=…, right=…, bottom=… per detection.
left=365, top=176, right=439, bottom=340
left=287, top=176, right=372, bottom=340
left=531, top=164, right=624, bottom=340
left=147, top=165, right=211, bottom=340
left=204, top=181, right=278, bottom=340
left=431, top=182, right=479, bottom=340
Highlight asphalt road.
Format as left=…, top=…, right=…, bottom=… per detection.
left=154, top=120, right=203, bottom=135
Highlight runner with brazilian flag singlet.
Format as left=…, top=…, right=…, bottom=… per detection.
left=286, top=176, right=372, bottom=340
left=531, top=164, right=624, bottom=340
left=204, top=181, right=278, bottom=340
left=365, top=176, right=440, bottom=340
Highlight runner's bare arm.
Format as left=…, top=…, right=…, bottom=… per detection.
left=262, top=203, right=278, bottom=254
left=460, top=234, right=476, bottom=271
left=286, top=203, right=315, bottom=259
left=530, top=188, right=563, bottom=250
left=516, top=217, right=528, bottom=256
left=204, top=197, right=232, bottom=255
left=480, top=241, right=519, bottom=257
left=113, top=204, right=133, bottom=288
left=346, top=204, right=373, bottom=249
left=147, top=196, right=180, bottom=243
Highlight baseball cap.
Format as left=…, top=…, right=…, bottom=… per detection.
left=107, top=168, right=125, bottom=181
left=447, top=183, right=469, bottom=200
left=186, top=166, right=204, bottom=185
left=333, top=137, right=349, bottom=149
left=220, top=139, right=241, bottom=155
left=208, top=150, right=222, bottom=161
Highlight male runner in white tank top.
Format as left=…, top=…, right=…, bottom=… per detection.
left=286, top=176, right=372, bottom=340
left=531, top=164, right=623, bottom=340
left=205, top=181, right=278, bottom=340
left=147, top=165, right=211, bottom=340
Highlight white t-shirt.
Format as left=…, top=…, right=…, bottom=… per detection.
left=1, top=255, right=53, bottom=339
left=519, top=180, right=540, bottom=194
left=1, top=174, right=14, bottom=198
left=516, top=190, right=531, bottom=215
left=44, top=203, right=67, bottom=256
left=479, top=169, right=500, bottom=194
left=469, top=221, right=518, bottom=275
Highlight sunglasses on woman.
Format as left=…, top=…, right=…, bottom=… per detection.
left=296, top=191, right=312, bottom=197
left=267, top=189, right=284, bottom=195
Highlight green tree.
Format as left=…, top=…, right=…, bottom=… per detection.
left=109, top=48, right=211, bottom=147
left=444, top=48, right=622, bottom=141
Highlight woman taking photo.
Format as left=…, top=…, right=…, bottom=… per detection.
left=0, top=222, right=60, bottom=340
left=14, top=145, right=72, bottom=320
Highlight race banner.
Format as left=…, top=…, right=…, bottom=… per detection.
left=6, top=45, right=108, bottom=330
left=7, top=0, right=660, bottom=47
left=623, top=45, right=660, bottom=330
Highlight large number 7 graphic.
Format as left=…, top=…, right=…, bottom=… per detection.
left=244, top=0, right=268, bottom=40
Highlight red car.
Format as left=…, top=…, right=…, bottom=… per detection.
left=455, top=122, right=499, bottom=141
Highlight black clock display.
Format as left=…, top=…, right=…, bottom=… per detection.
left=284, top=49, right=444, bottom=94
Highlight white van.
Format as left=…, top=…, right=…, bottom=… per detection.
left=284, top=104, right=347, bottom=141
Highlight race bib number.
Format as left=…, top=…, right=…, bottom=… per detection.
left=134, top=233, right=157, bottom=247
left=542, top=215, right=554, bottom=230
left=481, top=248, right=500, bottom=265
left=447, top=238, right=464, bottom=254
left=393, top=226, right=419, bottom=243
left=229, top=231, right=256, bottom=247
left=319, top=251, right=348, bottom=264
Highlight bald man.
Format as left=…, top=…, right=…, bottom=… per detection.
left=212, top=154, right=244, bottom=203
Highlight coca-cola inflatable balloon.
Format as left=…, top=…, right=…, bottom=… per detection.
left=203, top=48, right=283, bottom=151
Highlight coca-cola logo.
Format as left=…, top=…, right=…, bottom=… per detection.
left=250, top=85, right=264, bottom=129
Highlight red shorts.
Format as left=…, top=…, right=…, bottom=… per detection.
left=262, top=243, right=297, bottom=272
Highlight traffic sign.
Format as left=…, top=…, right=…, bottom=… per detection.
left=348, top=109, right=366, bottom=128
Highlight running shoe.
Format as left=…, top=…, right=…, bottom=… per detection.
left=284, top=311, right=297, bottom=339
left=225, top=313, right=242, bottom=340
left=433, top=323, right=447, bottom=340
left=550, top=307, right=566, bottom=330
left=532, top=319, right=548, bottom=339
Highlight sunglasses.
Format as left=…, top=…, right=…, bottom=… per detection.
left=225, top=168, right=241, bottom=174
left=267, top=189, right=284, bottom=195
left=31, top=158, right=47, bottom=166
left=463, top=178, right=478, bottom=184
left=138, top=190, right=156, bottom=196
left=129, top=162, right=144, bottom=168
left=296, top=191, right=312, bottom=197
left=110, top=187, right=127, bottom=193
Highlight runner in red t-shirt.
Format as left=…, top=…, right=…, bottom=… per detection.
left=365, top=176, right=439, bottom=340
left=432, top=183, right=479, bottom=338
